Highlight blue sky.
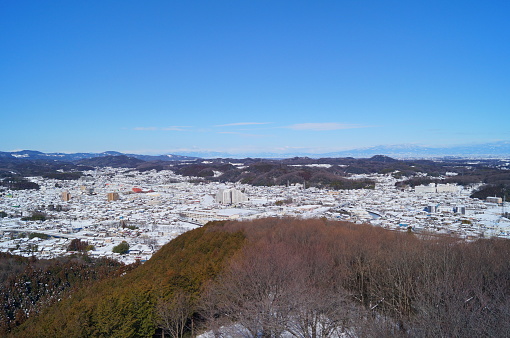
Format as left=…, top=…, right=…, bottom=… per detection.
left=1, top=1, right=509, bottom=155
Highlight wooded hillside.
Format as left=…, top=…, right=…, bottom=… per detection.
left=10, top=219, right=510, bottom=337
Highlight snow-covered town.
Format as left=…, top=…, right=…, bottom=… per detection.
left=1, top=166, right=509, bottom=263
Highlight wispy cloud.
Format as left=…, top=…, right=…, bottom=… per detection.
left=133, top=126, right=191, bottom=131
left=215, top=122, right=271, bottom=127
left=285, top=123, right=367, bottom=131
left=218, top=131, right=270, bottom=138
left=133, top=127, right=159, bottom=131
left=162, top=126, right=191, bottom=131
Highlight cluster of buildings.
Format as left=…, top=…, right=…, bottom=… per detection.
left=0, top=164, right=509, bottom=263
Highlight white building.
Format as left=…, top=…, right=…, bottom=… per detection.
left=415, top=184, right=437, bottom=193
left=436, top=184, right=460, bottom=193
left=487, top=196, right=503, bottom=204
left=415, top=183, right=459, bottom=194
left=215, top=188, right=248, bottom=205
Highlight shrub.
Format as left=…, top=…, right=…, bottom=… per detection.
left=112, top=241, right=129, bottom=254
left=28, top=233, right=49, bottom=240
left=67, top=239, right=89, bottom=252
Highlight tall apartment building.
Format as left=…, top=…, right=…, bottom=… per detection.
left=61, top=191, right=71, bottom=202
left=107, top=192, right=120, bottom=202
left=215, top=188, right=248, bottom=205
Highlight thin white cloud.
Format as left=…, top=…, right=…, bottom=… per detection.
left=215, top=122, right=271, bottom=127
left=133, top=127, right=159, bottom=131
left=286, top=123, right=366, bottom=131
left=133, top=126, right=190, bottom=131
left=218, top=131, right=270, bottom=138
left=161, top=126, right=191, bottom=131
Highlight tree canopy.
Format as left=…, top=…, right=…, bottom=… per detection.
left=9, top=219, right=510, bottom=337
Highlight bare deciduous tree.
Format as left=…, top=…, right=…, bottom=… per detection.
left=203, top=242, right=299, bottom=337
left=156, top=290, right=193, bottom=338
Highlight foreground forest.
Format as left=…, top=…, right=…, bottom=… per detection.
left=0, top=253, right=133, bottom=334
left=6, top=218, right=510, bottom=337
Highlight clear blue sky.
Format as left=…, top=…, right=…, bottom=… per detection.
left=1, top=1, right=509, bottom=155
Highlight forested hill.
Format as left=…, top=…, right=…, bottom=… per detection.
left=11, top=224, right=245, bottom=337
left=10, top=218, right=510, bottom=337
left=0, top=253, right=129, bottom=335
left=76, top=155, right=145, bottom=168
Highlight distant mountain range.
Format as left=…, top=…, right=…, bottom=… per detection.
left=172, top=141, right=510, bottom=159
left=1, top=141, right=509, bottom=161
left=0, top=150, right=197, bottom=162
left=321, top=141, right=510, bottom=159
